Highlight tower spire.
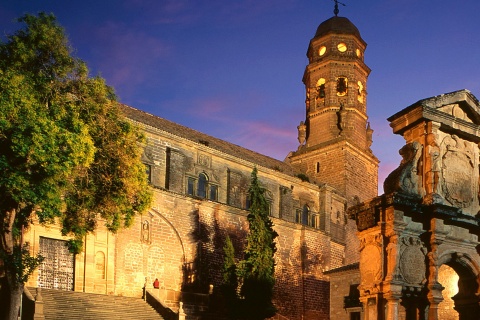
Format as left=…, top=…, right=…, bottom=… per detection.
left=333, top=0, right=346, bottom=16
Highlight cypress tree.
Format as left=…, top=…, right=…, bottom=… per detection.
left=221, top=235, right=239, bottom=318
left=239, top=167, right=278, bottom=320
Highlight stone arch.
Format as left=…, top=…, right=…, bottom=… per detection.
left=437, top=251, right=480, bottom=319
left=149, top=208, right=186, bottom=291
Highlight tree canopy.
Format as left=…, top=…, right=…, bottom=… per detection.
left=0, top=13, right=152, bottom=319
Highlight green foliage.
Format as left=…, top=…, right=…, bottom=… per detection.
left=296, top=173, right=310, bottom=182
left=1, top=244, right=44, bottom=284
left=240, top=167, right=278, bottom=319
left=222, top=168, right=278, bottom=319
left=0, top=13, right=152, bottom=263
left=221, top=235, right=239, bottom=317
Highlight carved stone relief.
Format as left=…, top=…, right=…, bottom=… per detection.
left=426, top=132, right=441, bottom=196
left=359, top=234, right=383, bottom=293
left=141, top=219, right=151, bottom=244
left=398, top=237, right=426, bottom=285
left=197, top=153, right=211, bottom=168
left=440, top=135, right=474, bottom=208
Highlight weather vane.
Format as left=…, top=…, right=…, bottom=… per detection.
left=333, top=0, right=346, bottom=16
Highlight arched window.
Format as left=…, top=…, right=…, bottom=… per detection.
left=197, top=173, right=208, bottom=198
left=316, top=78, right=326, bottom=99
left=336, top=77, right=348, bottom=96
left=302, top=205, right=309, bottom=225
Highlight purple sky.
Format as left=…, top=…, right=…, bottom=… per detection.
left=2, top=0, right=480, bottom=194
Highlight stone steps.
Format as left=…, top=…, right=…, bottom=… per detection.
left=30, top=288, right=163, bottom=319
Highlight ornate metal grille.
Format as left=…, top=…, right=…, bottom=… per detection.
left=38, top=237, right=74, bottom=290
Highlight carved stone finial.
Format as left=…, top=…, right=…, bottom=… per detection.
left=36, top=287, right=43, bottom=302
left=297, top=121, right=306, bottom=145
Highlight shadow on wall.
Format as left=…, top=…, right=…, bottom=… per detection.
left=181, top=206, right=247, bottom=319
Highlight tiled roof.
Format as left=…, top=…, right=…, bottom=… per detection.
left=323, top=262, right=359, bottom=274
left=120, top=104, right=297, bottom=177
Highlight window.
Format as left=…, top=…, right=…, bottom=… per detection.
left=316, top=78, right=326, bottom=99
left=350, top=312, right=361, bottom=320
left=209, top=185, right=218, bottom=201
left=187, top=177, right=195, bottom=196
left=197, top=173, right=207, bottom=198
left=295, top=209, right=302, bottom=223
left=309, top=214, right=319, bottom=228
left=357, top=81, right=364, bottom=103
left=186, top=173, right=218, bottom=201
left=336, top=77, right=348, bottom=96
left=337, top=42, right=347, bottom=52
left=302, top=205, right=309, bottom=225
left=318, top=45, right=326, bottom=56
left=316, top=162, right=320, bottom=173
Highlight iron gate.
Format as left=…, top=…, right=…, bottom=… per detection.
left=38, top=237, right=75, bottom=290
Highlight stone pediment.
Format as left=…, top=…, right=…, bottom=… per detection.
left=388, top=90, right=480, bottom=142
left=385, top=89, right=480, bottom=217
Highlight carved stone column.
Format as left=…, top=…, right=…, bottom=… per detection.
left=425, top=218, right=447, bottom=320
left=384, top=290, right=402, bottom=320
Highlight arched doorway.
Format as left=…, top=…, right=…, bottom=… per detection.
left=437, top=254, right=480, bottom=320
left=437, top=264, right=459, bottom=320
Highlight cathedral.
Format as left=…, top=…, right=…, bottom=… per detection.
left=13, top=8, right=480, bottom=320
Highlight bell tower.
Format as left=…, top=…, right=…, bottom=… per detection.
left=288, top=13, right=378, bottom=205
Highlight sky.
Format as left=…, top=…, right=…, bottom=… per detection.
left=2, top=0, right=480, bottom=194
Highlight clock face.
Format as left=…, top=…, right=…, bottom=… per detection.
left=319, top=46, right=326, bottom=56
left=337, top=42, right=347, bottom=52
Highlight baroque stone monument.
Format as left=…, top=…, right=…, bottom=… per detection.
left=349, top=90, right=480, bottom=320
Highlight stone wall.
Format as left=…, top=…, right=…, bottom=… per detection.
left=327, top=265, right=361, bottom=320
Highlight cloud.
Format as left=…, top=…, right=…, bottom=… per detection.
left=85, top=21, right=171, bottom=96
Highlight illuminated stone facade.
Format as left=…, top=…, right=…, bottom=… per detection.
left=349, top=90, right=480, bottom=320
left=18, top=14, right=381, bottom=320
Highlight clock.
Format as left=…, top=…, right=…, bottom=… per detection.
left=337, top=42, right=347, bottom=52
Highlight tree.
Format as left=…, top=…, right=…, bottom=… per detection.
left=221, top=235, right=239, bottom=318
left=0, top=13, right=152, bottom=319
left=238, top=167, right=278, bottom=320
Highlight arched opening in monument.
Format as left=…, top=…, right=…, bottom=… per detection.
left=441, top=256, right=480, bottom=320
left=437, top=264, right=459, bottom=320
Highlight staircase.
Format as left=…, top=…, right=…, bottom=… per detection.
left=30, top=288, right=163, bottom=319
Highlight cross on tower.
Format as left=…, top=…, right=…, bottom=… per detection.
left=333, top=0, right=346, bottom=16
